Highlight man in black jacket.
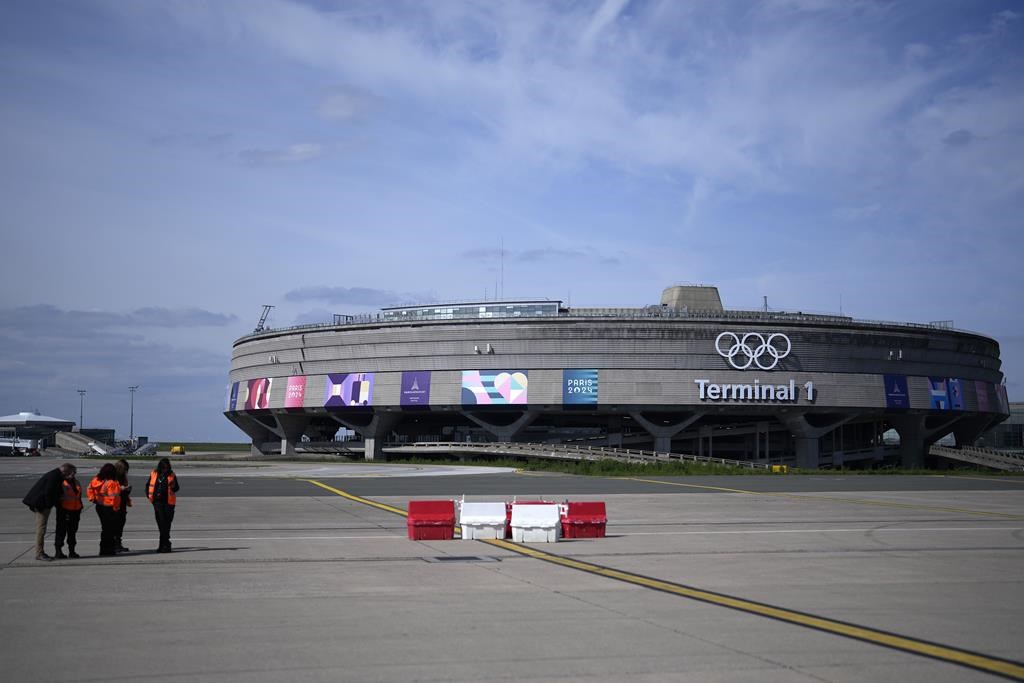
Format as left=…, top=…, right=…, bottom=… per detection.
left=23, top=464, right=74, bottom=561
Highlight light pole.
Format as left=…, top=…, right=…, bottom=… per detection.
left=129, top=385, right=139, bottom=444
left=76, top=389, right=86, bottom=430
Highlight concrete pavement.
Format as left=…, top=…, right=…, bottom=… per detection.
left=1, top=457, right=1022, bottom=681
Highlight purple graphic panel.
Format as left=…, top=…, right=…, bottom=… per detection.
left=285, top=376, right=307, bottom=408
left=244, top=378, right=272, bottom=410
left=324, top=373, right=374, bottom=407
left=400, top=371, right=431, bottom=406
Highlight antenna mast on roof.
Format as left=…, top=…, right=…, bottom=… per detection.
left=500, top=237, right=504, bottom=300
left=254, top=305, right=274, bottom=333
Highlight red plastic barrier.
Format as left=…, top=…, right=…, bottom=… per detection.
left=407, top=500, right=456, bottom=540
left=561, top=501, right=607, bottom=538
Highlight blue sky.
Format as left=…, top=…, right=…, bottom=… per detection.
left=1, top=0, right=1021, bottom=441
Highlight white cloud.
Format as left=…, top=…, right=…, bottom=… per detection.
left=578, top=0, right=630, bottom=55
left=239, top=142, right=323, bottom=165
left=317, top=86, right=378, bottom=121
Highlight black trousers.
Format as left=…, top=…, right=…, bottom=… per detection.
left=54, top=508, right=81, bottom=551
left=153, top=502, right=175, bottom=548
left=114, top=506, right=128, bottom=546
left=95, top=505, right=117, bottom=555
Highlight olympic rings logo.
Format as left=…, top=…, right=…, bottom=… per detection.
left=715, top=332, right=791, bottom=370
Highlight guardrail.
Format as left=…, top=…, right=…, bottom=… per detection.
left=235, top=305, right=991, bottom=344
left=929, top=445, right=1024, bottom=472
left=383, top=441, right=772, bottom=470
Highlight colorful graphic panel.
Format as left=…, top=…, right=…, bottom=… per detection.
left=883, top=374, right=909, bottom=409
left=928, top=377, right=949, bottom=410
left=462, top=370, right=528, bottom=405
left=564, top=369, right=599, bottom=405
left=947, top=378, right=965, bottom=410
left=244, top=378, right=272, bottom=410
left=400, top=371, right=431, bottom=406
left=285, top=375, right=307, bottom=408
left=975, top=380, right=991, bottom=413
left=226, top=382, right=239, bottom=411
left=324, top=373, right=374, bottom=407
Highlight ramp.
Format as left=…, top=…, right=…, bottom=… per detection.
left=56, top=431, right=111, bottom=455
left=930, top=445, right=1024, bottom=472
left=383, top=441, right=771, bottom=470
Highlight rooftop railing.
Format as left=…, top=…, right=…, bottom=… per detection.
left=235, top=306, right=988, bottom=343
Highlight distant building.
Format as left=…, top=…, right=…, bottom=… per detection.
left=0, top=411, right=75, bottom=452
left=226, top=285, right=1010, bottom=468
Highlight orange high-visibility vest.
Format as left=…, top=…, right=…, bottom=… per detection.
left=103, top=480, right=122, bottom=511
left=87, top=478, right=122, bottom=511
left=147, top=471, right=177, bottom=505
left=87, top=477, right=102, bottom=504
left=60, top=480, right=83, bottom=511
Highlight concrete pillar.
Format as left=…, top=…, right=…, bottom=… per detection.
left=607, top=416, right=623, bottom=448
left=780, top=413, right=853, bottom=470
left=329, top=412, right=400, bottom=461
left=225, top=413, right=275, bottom=456
left=891, top=414, right=965, bottom=468
left=629, top=412, right=704, bottom=454
left=890, top=415, right=926, bottom=469
left=793, top=437, right=820, bottom=470
left=363, top=436, right=383, bottom=461
left=463, top=411, right=539, bottom=442
left=274, top=414, right=309, bottom=459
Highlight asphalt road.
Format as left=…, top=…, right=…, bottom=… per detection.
left=3, top=455, right=1023, bottom=498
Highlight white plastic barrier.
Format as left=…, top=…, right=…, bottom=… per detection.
left=510, top=503, right=560, bottom=543
left=460, top=502, right=508, bottom=540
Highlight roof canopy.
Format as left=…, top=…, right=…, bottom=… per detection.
left=0, top=411, right=75, bottom=427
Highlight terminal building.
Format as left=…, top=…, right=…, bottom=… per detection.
left=0, top=411, right=75, bottom=454
left=225, top=285, right=1011, bottom=469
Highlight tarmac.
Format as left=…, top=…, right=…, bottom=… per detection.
left=1, top=455, right=1022, bottom=682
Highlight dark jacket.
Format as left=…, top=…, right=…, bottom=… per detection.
left=22, top=468, right=64, bottom=511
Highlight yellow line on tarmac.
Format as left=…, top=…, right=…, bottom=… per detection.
left=302, top=479, right=409, bottom=517
left=303, top=479, right=462, bottom=538
left=624, top=477, right=1024, bottom=520
left=480, top=538, right=1024, bottom=681
left=303, top=480, right=1024, bottom=680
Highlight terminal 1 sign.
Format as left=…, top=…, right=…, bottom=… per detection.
left=695, top=378, right=815, bottom=403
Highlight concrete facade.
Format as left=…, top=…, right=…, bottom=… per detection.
left=226, top=290, right=1009, bottom=468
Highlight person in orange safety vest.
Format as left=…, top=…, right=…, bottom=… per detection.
left=54, top=465, right=83, bottom=559
left=112, top=459, right=132, bottom=553
left=87, top=463, right=122, bottom=556
left=146, top=458, right=180, bottom=553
